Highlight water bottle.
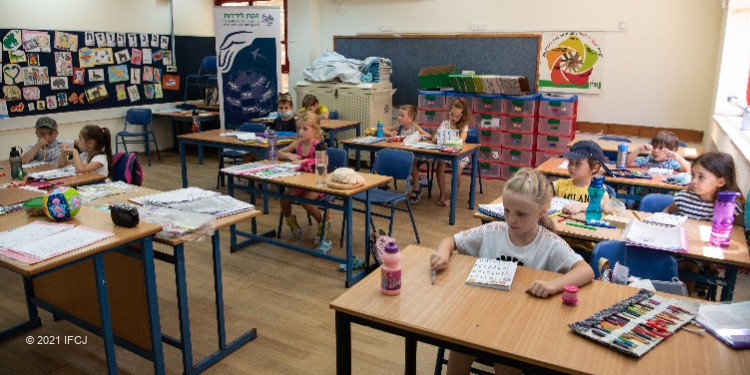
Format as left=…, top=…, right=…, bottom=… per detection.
left=381, top=240, right=402, bottom=295
left=191, top=109, right=200, bottom=133
left=585, top=176, right=605, bottom=222
left=376, top=118, right=384, bottom=138
left=10, top=146, right=24, bottom=180
left=709, top=191, right=740, bottom=248
left=266, top=128, right=278, bottom=164
left=616, top=143, right=628, bottom=169
left=314, top=142, right=327, bottom=186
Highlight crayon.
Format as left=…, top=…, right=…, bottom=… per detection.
left=565, top=222, right=597, bottom=231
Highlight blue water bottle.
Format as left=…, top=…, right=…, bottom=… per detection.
left=616, top=143, right=628, bottom=169
left=266, top=128, right=278, bottom=164
left=376, top=118, right=384, bottom=138
left=585, top=176, right=605, bottom=222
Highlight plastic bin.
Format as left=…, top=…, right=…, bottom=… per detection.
left=536, top=133, right=574, bottom=153
left=473, top=94, right=503, bottom=113
left=539, top=94, right=578, bottom=118
left=538, top=116, right=575, bottom=135
left=501, top=132, right=535, bottom=150
left=500, top=163, right=524, bottom=181
left=479, top=129, right=502, bottom=146
left=445, top=92, right=475, bottom=110
left=474, top=113, right=502, bottom=128
left=479, top=146, right=502, bottom=162
left=500, top=148, right=535, bottom=166
left=418, top=90, right=445, bottom=110
left=535, top=150, right=565, bottom=167
left=500, top=115, right=537, bottom=133
left=418, top=109, right=445, bottom=126
left=501, top=94, right=539, bottom=116
left=420, top=124, right=439, bottom=137
left=479, top=162, right=502, bottom=179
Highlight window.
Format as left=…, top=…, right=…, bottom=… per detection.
left=714, top=0, right=750, bottom=116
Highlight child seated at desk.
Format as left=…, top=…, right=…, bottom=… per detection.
left=383, top=104, right=431, bottom=203
left=434, top=98, right=471, bottom=208
left=58, top=125, right=113, bottom=180
left=626, top=130, right=691, bottom=172
left=296, top=94, right=329, bottom=120
left=430, top=168, right=594, bottom=375
left=22, top=116, right=74, bottom=165
left=272, top=92, right=296, bottom=132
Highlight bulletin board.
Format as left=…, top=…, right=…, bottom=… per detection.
left=0, top=28, right=215, bottom=123
left=334, top=34, right=541, bottom=106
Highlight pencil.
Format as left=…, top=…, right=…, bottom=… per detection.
left=632, top=211, right=643, bottom=221
left=431, top=269, right=436, bottom=285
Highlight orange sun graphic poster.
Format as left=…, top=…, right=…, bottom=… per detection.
left=539, top=32, right=604, bottom=94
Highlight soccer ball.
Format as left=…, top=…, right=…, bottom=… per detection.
left=43, top=187, right=82, bottom=221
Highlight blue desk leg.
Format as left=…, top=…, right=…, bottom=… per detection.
left=180, top=139, right=188, bottom=188
left=328, top=130, right=337, bottom=148
left=93, top=254, right=118, bottom=375
left=173, top=244, right=194, bottom=373
left=721, top=265, right=738, bottom=302
left=141, top=236, right=166, bottom=375
left=345, top=195, right=359, bottom=288
left=468, top=149, right=477, bottom=210
left=449, top=156, right=459, bottom=225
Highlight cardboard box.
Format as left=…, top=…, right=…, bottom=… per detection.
left=418, top=65, right=457, bottom=89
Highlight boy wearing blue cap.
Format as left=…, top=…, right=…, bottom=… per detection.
left=554, top=140, right=612, bottom=214
left=21, top=116, right=74, bottom=164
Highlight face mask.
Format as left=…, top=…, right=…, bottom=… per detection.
left=279, top=110, right=293, bottom=118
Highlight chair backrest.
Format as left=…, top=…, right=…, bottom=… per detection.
left=373, top=148, right=415, bottom=188
left=466, top=127, right=479, bottom=144
left=327, top=148, right=348, bottom=171
left=604, top=184, right=616, bottom=199
left=124, top=108, right=153, bottom=130
left=111, top=152, right=144, bottom=185
left=239, top=122, right=266, bottom=133
left=598, top=136, right=631, bottom=143
left=199, top=56, right=217, bottom=75
left=590, top=240, right=678, bottom=281
left=639, top=193, right=675, bottom=213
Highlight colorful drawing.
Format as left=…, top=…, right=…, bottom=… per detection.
left=46, top=95, right=57, bottom=110
left=142, top=48, right=152, bottom=64
left=36, top=100, right=45, bottom=111
left=108, top=64, right=129, bottom=82
left=163, top=74, right=180, bottom=90
left=162, top=50, right=173, bottom=66
left=127, top=85, right=140, bottom=102
left=144, top=84, right=155, bottom=99
left=22, top=66, right=49, bottom=86
left=50, top=76, right=69, bottom=90
left=153, top=49, right=163, bottom=62
left=72, top=67, right=85, bottom=85
left=93, top=48, right=114, bottom=65
left=10, top=102, right=25, bottom=113
left=3, top=64, right=23, bottom=85
left=539, top=32, right=604, bottom=94
left=22, top=30, right=51, bottom=52
left=153, top=68, right=162, bottom=83
left=115, top=49, right=130, bottom=64
left=3, top=30, right=21, bottom=51
left=28, top=53, right=39, bottom=66
left=55, top=52, right=73, bottom=76
left=142, top=66, right=153, bottom=82
left=22, top=86, right=40, bottom=101
left=85, top=83, right=109, bottom=103
left=154, top=83, right=163, bottom=99
left=116, top=83, right=127, bottom=101
left=69, top=92, right=85, bottom=104
left=57, top=92, right=68, bottom=106
left=3, top=86, right=21, bottom=101
left=130, top=68, right=141, bottom=84
left=54, top=31, right=78, bottom=51
left=88, top=68, right=104, bottom=82
left=8, top=49, right=26, bottom=64
left=130, top=48, right=142, bottom=65
left=27, top=102, right=35, bottom=112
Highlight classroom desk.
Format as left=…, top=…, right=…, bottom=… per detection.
left=342, top=138, right=479, bottom=225
left=153, top=109, right=220, bottom=163
left=226, top=170, right=392, bottom=287
left=330, top=245, right=750, bottom=375
left=474, top=197, right=750, bottom=301
left=0, top=160, right=107, bottom=187
left=0, top=207, right=165, bottom=374
left=251, top=118, right=362, bottom=149
left=568, top=138, right=705, bottom=160
left=86, top=186, right=261, bottom=375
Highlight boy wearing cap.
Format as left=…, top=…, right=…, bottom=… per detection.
left=554, top=140, right=612, bottom=215
left=272, top=92, right=296, bottom=132
left=21, top=117, right=74, bottom=164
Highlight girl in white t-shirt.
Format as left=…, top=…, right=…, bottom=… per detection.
left=430, top=168, right=594, bottom=375
left=434, top=98, right=471, bottom=207
left=59, top=124, right=112, bottom=178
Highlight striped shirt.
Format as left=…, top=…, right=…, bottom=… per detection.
left=673, top=190, right=743, bottom=222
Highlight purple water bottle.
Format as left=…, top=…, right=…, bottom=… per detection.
left=709, top=191, right=740, bottom=248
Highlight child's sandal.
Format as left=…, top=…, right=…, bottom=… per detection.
left=409, top=188, right=422, bottom=203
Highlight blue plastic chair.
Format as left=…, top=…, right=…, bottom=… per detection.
left=434, top=347, right=494, bottom=375
left=115, top=108, right=160, bottom=166
left=639, top=193, right=675, bottom=213
left=342, top=148, right=420, bottom=244
left=590, top=240, right=678, bottom=281
left=427, top=127, right=483, bottom=198
left=217, top=122, right=267, bottom=188
left=183, top=56, right=218, bottom=104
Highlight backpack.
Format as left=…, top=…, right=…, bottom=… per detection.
left=112, top=152, right=144, bottom=185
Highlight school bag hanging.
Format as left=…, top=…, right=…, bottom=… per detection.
left=112, top=152, right=144, bottom=186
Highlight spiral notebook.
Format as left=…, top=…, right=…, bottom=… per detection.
left=623, top=220, right=688, bottom=253
left=643, top=212, right=688, bottom=227
left=465, top=258, right=518, bottom=291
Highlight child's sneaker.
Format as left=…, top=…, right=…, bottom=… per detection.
left=285, top=214, right=301, bottom=238
left=315, top=238, right=332, bottom=254
left=419, top=174, right=429, bottom=188
left=313, top=221, right=331, bottom=245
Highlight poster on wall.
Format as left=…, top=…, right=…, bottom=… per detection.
left=539, top=32, right=604, bottom=94
left=214, top=6, right=281, bottom=129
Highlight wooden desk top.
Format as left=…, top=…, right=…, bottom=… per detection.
left=233, top=169, right=393, bottom=197
left=474, top=197, right=750, bottom=267
left=250, top=118, right=360, bottom=131
left=0, top=160, right=107, bottom=188
left=330, top=245, right=750, bottom=375
left=153, top=109, right=220, bottom=119
left=0, top=207, right=162, bottom=277
left=569, top=138, right=705, bottom=160
left=341, top=136, right=480, bottom=157
left=536, top=157, right=686, bottom=191
left=178, top=129, right=268, bottom=148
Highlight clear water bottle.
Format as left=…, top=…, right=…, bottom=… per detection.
left=10, top=146, right=24, bottom=180
left=191, top=109, right=200, bottom=133
left=585, top=176, right=605, bottom=222
left=709, top=191, right=740, bottom=248
left=376, top=118, right=384, bottom=138
left=381, top=240, right=402, bottom=295
left=266, top=128, right=278, bottom=164
left=616, top=143, right=628, bottom=169
left=314, top=142, right=327, bottom=186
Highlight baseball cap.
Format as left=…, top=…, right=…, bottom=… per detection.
left=35, top=116, right=58, bottom=131
left=563, top=140, right=606, bottom=164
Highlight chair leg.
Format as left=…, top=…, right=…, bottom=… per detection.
left=277, top=211, right=284, bottom=238
left=405, top=200, right=420, bottom=243
left=151, top=133, right=161, bottom=161
left=434, top=347, right=446, bottom=375
left=340, top=214, right=346, bottom=248
left=145, top=135, right=151, bottom=167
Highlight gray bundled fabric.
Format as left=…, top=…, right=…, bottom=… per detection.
left=302, top=50, right=364, bottom=84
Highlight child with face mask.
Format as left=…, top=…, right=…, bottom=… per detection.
left=272, top=92, right=296, bottom=132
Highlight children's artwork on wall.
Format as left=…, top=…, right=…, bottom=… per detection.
left=10, top=102, right=25, bottom=112
left=54, top=52, right=73, bottom=76
left=144, top=84, right=155, bottom=99
left=106, top=33, right=116, bottom=47
left=115, top=83, right=127, bottom=101
left=72, top=67, right=85, bottom=85
left=57, top=92, right=68, bottom=106
left=22, top=86, right=40, bottom=101
left=3, top=86, right=21, bottom=101
left=22, top=30, right=51, bottom=52
left=114, top=49, right=130, bottom=64
left=130, top=68, right=141, bottom=84
left=50, top=76, right=69, bottom=90
left=54, top=31, right=78, bottom=52
left=153, top=49, right=162, bottom=62
left=28, top=53, right=40, bottom=66
left=153, top=68, right=162, bottom=83
left=127, top=34, right=137, bottom=47
left=46, top=95, right=57, bottom=110
left=85, top=32, right=95, bottom=47
left=108, top=65, right=129, bottom=83
left=116, top=33, right=126, bottom=47
left=142, top=48, right=152, bottom=64
left=162, top=50, right=172, bottom=66
left=127, top=85, right=140, bottom=102
left=23, top=66, right=49, bottom=86
left=3, top=30, right=21, bottom=51
left=78, top=47, right=95, bottom=68
left=95, top=32, right=106, bottom=47
left=27, top=102, right=35, bottom=112
left=35, top=100, right=45, bottom=111
left=139, top=34, right=149, bottom=47
left=130, top=48, right=142, bottom=65
left=0, top=100, right=8, bottom=118
left=160, top=35, right=169, bottom=50
left=85, top=83, right=108, bottom=103
left=88, top=68, right=104, bottom=82
left=154, top=83, right=163, bottom=99
left=150, top=34, right=159, bottom=47
left=3, top=64, right=23, bottom=85
left=142, top=66, right=153, bottom=82
left=69, top=92, right=84, bottom=104
left=8, top=49, right=27, bottom=64
left=163, top=74, right=179, bottom=90
left=539, top=32, right=605, bottom=94
left=93, top=48, right=113, bottom=65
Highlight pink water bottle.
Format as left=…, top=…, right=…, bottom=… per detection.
left=381, top=240, right=402, bottom=295
left=709, top=191, right=740, bottom=248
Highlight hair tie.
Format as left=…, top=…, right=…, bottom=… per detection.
left=459, top=98, right=465, bottom=103
left=99, top=126, right=105, bottom=132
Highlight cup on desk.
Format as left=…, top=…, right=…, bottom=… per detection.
left=315, top=146, right=327, bottom=186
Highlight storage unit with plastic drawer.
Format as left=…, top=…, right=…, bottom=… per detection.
left=473, top=94, right=503, bottom=113
left=479, top=146, right=502, bottom=162
left=536, top=133, right=574, bottom=153
left=535, top=150, right=565, bottom=167
left=418, top=109, right=445, bottom=126
left=537, top=117, right=575, bottom=135
left=501, top=93, right=540, bottom=116
left=418, top=90, right=446, bottom=110
left=474, top=113, right=503, bottom=129
left=501, top=131, right=536, bottom=150
left=479, top=129, right=502, bottom=146
left=500, top=115, right=537, bottom=133
left=500, top=163, right=524, bottom=181
left=479, top=162, right=502, bottom=179
left=539, top=94, right=577, bottom=118
left=500, top=148, right=535, bottom=166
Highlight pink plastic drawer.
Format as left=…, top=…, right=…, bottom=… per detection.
left=501, top=94, right=539, bottom=116
left=500, top=115, right=537, bottom=133
left=418, top=109, right=445, bottom=125
left=479, top=162, right=501, bottom=179
left=479, top=129, right=502, bottom=145
left=535, top=150, right=565, bottom=167
left=418, top=90, right=445, bottom=110
left=474, top=113, right=502, bottom=128
left=539, top=94, right=577, bottom=118
left=473, top=94, right=503, bottom=113
left=501, top=132, right=535, bottom=150
left=500, top=148, right=535, bottom=166
left=536, top=133, right=574, bottom=153
left=538, top=117, right=575, bottom=135
left=500, top=163, right=524, bottom=181
left=479, top=146, right=502, bottom=162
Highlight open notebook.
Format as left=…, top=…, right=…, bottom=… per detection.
left=0, top=221, right=113, bottom=264
left=622, top=220, right=688, bottom=253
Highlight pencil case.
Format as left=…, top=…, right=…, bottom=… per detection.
left=110, top=203, right=140, bottom=228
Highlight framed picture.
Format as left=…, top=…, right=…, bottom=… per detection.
left=85, top=83, right=109, bottom=103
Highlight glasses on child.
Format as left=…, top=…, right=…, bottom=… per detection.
left=449, top=112, right=462, bottom=119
